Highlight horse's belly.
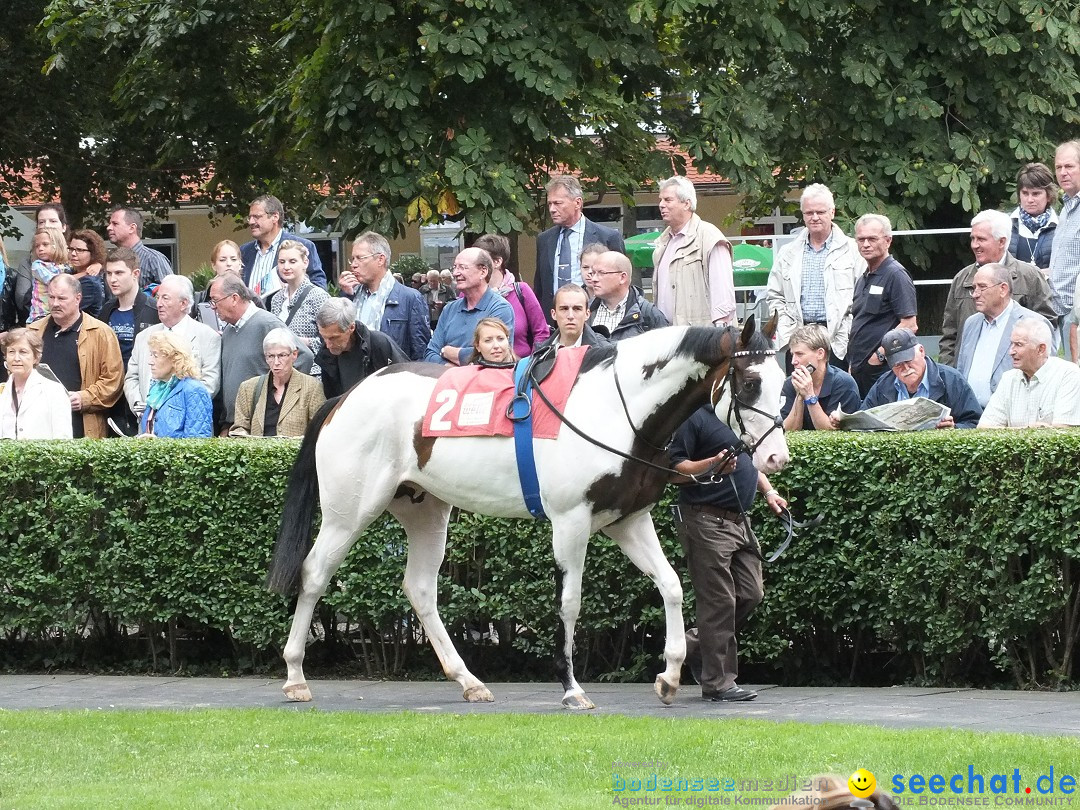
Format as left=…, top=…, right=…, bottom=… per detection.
left=410, top=436, right=535, bottom=519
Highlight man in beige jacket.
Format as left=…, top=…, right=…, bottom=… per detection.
left=651, top=176, right=735, bottom=327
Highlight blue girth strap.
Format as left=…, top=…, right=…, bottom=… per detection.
left=510, top=358, right=547, bottom=520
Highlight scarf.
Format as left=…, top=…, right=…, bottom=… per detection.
left=146, top=376, right=179, bottom=412
left=1019, top=208, right=1051, bottom=234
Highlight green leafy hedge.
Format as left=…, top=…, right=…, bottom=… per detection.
left=0, top=431, right=1077, bottom=687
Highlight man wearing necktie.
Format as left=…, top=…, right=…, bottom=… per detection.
left=533, top=175, right=625, bottom=319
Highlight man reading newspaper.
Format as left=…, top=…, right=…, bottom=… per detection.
left=830, top=327, right=983, bottom=430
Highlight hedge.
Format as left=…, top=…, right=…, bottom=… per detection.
left=0, top=431, right=1077, bottom=688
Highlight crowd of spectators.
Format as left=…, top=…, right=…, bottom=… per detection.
left=3, top=140, right=1080, bottom=439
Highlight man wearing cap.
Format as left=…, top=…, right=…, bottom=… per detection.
left=767, top=184, right=864, bottom=372
left=854, top=327, right=982, bottom=429
left=955, top=262, right=1054, bottom=407
left=979, top=318, right=1080, bottom=428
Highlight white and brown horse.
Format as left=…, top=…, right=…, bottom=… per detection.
left=267, top=317, right=788, bottom=709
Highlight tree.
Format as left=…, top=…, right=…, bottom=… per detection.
left=33, top=0, right=1080, bottom=240
left=42, top=0, right=683, bottom=236
left=669, top=0, right=1080, bottom=229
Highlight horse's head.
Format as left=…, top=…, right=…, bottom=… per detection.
left=711, top=314, right=789, bottom=474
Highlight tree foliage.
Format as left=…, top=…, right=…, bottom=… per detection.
left=41, top=0, right=680, bottom=236
left=22, top=0, right=1080, bottom=237
left=671, top=0, right=1080, bottom=227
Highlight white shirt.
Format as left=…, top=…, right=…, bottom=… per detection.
left=979, top=357, right=1080, bottom=427
left=966, top=301, right=1013, bottom=407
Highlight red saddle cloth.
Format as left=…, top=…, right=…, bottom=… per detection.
left=422, top=347, right=587, bottom=439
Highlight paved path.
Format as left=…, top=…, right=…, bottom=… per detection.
left=1, top=675, right=1077, bottom=735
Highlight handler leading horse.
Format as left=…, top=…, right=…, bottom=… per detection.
left=267, top=317, right=788, bottom=709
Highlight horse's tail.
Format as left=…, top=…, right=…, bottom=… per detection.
left=266, top=396, right=341, bottom=595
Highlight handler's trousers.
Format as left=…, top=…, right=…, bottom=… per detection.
left=678, top=506, right=763, bottom=693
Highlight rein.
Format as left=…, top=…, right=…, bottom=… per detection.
left=522, top=340, right=815, bottom=561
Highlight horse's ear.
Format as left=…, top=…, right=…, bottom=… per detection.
left=763, top=310, right=779, bottom=341
left=738, top=315, right=756, bottom=348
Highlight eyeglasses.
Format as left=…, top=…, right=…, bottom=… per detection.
left=208, top=294, right=234, bottom=308
left=351, top=253, right=378, bottom=263
left=452, top=263, right=476, bottom=271
left=68, top=246, right=90, bottom=253
left=264, top=352, right=294, bottom=362
left=584, top=269, right=624, bottom=277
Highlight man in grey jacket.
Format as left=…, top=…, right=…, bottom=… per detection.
left=208, top=275, right=313, bottom=432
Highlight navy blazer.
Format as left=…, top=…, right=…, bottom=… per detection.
left=862, top=357, right=983, bottom=429
left=533, top=217, right=625, bottom=315
left=240, top=231, right=327, bottom=290
left=956, top=303, right=1051, bottom=398
left=351, top=279, right=431, bottom=361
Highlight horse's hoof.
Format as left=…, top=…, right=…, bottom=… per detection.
left=654, top=674, right=678, bottom=705
left=463, top=684, right=495, bottom=703
left=283, top=682, right=313, bottom=702
left=562, top=692, right=596, bottom=711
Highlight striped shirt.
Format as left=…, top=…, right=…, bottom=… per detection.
left=1048, top=194, right=1080, bottom=315
left=590, top=296, right=627, bottom=335
left=249, top=232, right=284, bottom=297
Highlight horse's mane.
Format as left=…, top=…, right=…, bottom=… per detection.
left=579, top=343, right=617, bottom=375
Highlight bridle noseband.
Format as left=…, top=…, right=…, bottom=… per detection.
left=706, top=347, right=786, bottom=470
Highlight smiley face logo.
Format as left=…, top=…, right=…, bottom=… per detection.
left=848, top=769, right=876, bottom=799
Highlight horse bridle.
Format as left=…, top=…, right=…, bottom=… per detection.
left=523, top=342, right=818, bottom=560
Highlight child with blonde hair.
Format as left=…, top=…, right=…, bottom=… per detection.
left=28, top=227, right=69, bottom=323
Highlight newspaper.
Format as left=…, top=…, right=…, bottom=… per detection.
left=834, top=396, right=949, bottom=432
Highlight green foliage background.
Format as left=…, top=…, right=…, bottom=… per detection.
left=1, top=431, right=1078, bottom=688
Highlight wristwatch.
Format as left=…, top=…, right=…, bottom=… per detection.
left=875, top=349, right=887, bottom=364
left=804, top=395, right=820, bottom=406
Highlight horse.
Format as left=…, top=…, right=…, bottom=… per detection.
left=267, top=315, right=789, bottom=709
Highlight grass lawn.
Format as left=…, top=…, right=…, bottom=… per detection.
left=0, top=710, right=1075, bottom=809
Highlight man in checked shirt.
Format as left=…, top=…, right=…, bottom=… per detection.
left=585, top=251, right=668, bottom=342
left=767, top=183, right=864, bottom=373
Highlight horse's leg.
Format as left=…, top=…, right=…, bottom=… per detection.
left=281, top=512, right=368, bottom=701
left=551, top=516, right=595, bottom=710
left=389, top=496, right=494, bottom=703
left=602, top=511, right=685, bottom=705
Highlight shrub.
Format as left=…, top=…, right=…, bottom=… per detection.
left=0, top=430, right=1077, bottom=687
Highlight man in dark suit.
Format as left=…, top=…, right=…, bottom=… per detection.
left=240, top=194, right=327, bottom=295
left=533, top=174, right=625, bottom=315
left=956, top=262, right=1054, bottom=407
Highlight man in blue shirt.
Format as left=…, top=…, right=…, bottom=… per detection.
left=859, top=328, right=982, bottom=429
left=425, top=248, right=514, bottom=365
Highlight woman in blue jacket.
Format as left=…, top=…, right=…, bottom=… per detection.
left=138, top=331, right=213, bottom=438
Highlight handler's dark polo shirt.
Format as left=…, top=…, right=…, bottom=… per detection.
left=847, top=256, right=917, bottom=372
left=669, top=406, right=757, bottom=511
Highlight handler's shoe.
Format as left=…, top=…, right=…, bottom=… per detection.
left=702, top=685, right=757, bottom=702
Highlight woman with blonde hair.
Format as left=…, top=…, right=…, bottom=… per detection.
left=472, top=317, right=517, bottom=367
left=267, top=239, right=330, bottom=372
left=138, top=331, right=213, bottom=437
